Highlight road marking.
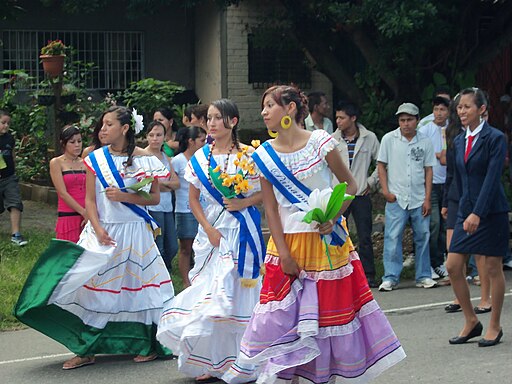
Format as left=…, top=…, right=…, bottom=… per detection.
left=1, top=293, right=511, bottom=366
left=383, top=292, right=512, bottom=314
left=0, top=352, right=72, bottom=365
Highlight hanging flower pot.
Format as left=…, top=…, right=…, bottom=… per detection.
left=36, top=94, right=56, bottom=106
left=40, top=55, right=65, bottom=78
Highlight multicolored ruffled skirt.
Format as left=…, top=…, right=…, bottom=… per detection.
left=239, top=232, right=406, bottom=383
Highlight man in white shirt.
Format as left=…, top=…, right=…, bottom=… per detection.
left=418, top=96, right=450, bottom=280
left=332, top=101, right=380, bottom=287
left=305, top=91, right=333, bottom=134
left=377, top=103, right=437, bottom=291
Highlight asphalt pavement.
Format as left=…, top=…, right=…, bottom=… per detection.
left=2, top=273, right=511, bottom=384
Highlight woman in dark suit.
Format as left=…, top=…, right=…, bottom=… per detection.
left=446, top=87, right=509, bottom=347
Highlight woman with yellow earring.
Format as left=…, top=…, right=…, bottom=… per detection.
left=240, top=84, right=405, bottom=383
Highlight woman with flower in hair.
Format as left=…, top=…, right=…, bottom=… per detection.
left=239, top=85, right=405, bottom=383
left=15, top=106, right=174, bottom=369
left=157, top=99, right=265, bottom=383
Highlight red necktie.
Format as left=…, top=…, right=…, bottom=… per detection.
left=464, top=135, right=474, bottom=163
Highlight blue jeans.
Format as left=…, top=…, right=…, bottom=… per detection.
left=149, top=210, right=178, bottom=270
left=382, top=202, right=431, bottom=283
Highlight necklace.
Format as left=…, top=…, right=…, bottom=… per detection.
left=64, top=155, right=80, bottom=162
left=109, top=144, right=128, bottom=155
left=206, top=140, right=235, bottom=185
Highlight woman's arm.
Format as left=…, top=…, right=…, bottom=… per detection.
left=222, top=191, right=262, bottom=211
left=50, top=158, right=87, bottom=218
left=325, top=148, right=357, bottom=213
left=189, top=184, right=222, bottom=247
left=105, top=178, right=161, bottom=206
left=159, top=158, right=180, bottom=192
left=261, top=177, right=300, bottom=276
left=85, top=168, right=115, bottom=245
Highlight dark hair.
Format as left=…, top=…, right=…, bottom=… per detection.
left=154, top=107, right=178, bottom=133
left=307, top=91, right=326, bottom=113
left=446, top=95, right=461, bottom=149
left=191, top=104, right=209, bottom=121
left=0, top=109, right=10, bottom=118
left=432, top=96, right=450, bottom=108
left=60, top=125, right=81, bottom=148
left=101, top=106, right=136, bottom=167
left=210, top=99, right=241, bottom=150
left=146, top=120, right=166, bottom=135
left=434, top=86, right=451, bottom=99
left=176, top=125, right=207, bottom=154
left=261, top=85, right=309, bottom=124
left=183, top=105, right=195, bottom=120
left=335, top=101, right=361, bottom=119
left=459, top=87, right=488, bottom=109
left=90, top=118, right=104, bottom=150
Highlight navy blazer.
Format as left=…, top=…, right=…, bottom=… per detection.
left=453, top=122, right=509, bottom=219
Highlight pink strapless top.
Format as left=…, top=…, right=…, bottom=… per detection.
left=57, top=170, right=86, bottom=213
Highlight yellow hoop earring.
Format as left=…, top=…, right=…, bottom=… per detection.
left=281, top=115, right=292, bottom=129
left=268, top=130, right=278, bottom=138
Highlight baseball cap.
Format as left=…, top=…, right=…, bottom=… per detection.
left=395, top=103, right=419, bottom=116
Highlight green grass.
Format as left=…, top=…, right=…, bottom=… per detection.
left=0, top=229, right=53, bottom=330
left=0, top=229, right=185, bottom=331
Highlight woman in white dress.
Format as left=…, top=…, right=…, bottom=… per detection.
left=15, top=106, right=174, bottom=370
left=157, top=99, right=265, bottom=383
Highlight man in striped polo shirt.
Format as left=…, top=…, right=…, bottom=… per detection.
left=332, top=101, right=380, bottom=288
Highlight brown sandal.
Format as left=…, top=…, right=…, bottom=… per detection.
left=133, top=353, right=158, bottom=363
left=62, top=355, right=95, bottom=370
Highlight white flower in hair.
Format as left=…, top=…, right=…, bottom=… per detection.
left=131, top=108, right=144, bottom=134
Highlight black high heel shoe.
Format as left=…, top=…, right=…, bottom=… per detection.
left=478, top=329, right=503, bottom=347
left=449, top=322, right=483, bottom=344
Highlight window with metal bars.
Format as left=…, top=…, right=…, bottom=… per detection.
left=1, top=30, right=144, bottom=90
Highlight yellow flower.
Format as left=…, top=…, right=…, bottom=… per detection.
left=222, top=176, right=234, bottom=187
left=251, top=140, right=260, bottom=148
left=234, top=173, right=244, bottom=184
left=236, top=152, right=243, bottom=160
left=238, top=159, right=249, bottom=171
left=213, top=165, right=221, bottom=173
left=235, top=179, right=252, bottom=194
left=234, top=159, right=240, bottom=167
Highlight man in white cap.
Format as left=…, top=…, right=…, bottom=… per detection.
left=377, top=103, right=437, bottom=291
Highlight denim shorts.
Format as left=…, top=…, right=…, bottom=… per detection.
left=175, top=212, right=199, bottom=239
left=0, top=174, right=23, bottom=214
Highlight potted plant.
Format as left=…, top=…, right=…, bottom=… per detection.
left=40, top=40, right=67, bottom=77
left=61, top=84, right=79, bottom=104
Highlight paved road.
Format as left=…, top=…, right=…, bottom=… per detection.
left=2, top=275, right=511, bottom=384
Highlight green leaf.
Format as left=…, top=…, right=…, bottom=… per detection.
left=311, top=208, right=326, bottom=223
left=136, top=190, right=152, bottom=200
left=324, top=183, right=347, bottom=220
left=126, top=176, right=154, bottom=191
left=302, top=208, right=326, bottom=224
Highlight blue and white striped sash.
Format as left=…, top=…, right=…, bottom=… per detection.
left=88, top=146, right=160, bottom=235
left=190, top=144, right=265, bottom=282
left=252, top=141, right=347, bottom=246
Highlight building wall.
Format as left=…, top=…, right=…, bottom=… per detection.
left=1, top=0, right=195, bottom=88
left=223, top=0, right=333, bottom=133
left=194, top=1, right=223, bottom=104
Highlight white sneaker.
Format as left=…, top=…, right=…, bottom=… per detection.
left=431, top=267, right=440, bottom=279
left=416, top=278, right=438, bottom=289
left=503, top=259, right=512, bottom=270
left=378, top=280, right=397, bottom=292
left=434, top=265, right=448, bottom=278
